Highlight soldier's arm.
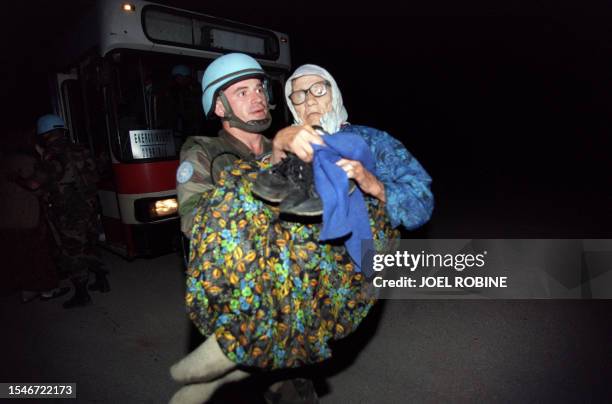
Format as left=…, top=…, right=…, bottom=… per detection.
left=20, top=160, right=55, bottom=192
left=177, top=146, right=214, bottom=238
left=78, top=148, right=101, bottom=184
left=4, top=156, right=38, bottom=191
left=10, top=171, right=41, bottom=191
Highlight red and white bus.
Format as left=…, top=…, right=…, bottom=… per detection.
left=50, top=0, right=291, bottom=258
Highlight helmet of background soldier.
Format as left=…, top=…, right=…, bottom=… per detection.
left=36, top=114, right=67, bottom=136
left=171, top=65, right=191, bottom=77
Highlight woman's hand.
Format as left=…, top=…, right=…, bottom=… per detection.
left=272, top=125, right=325, bottom=163
left=336, top=158, right=386, bottom=202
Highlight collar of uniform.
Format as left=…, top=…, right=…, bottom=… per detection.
left=218, top=130, right=271, bottom=159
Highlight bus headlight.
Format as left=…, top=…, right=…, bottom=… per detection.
left=134, top=196, right=178, bottom=222
left=153, top=198, right=178, bottom=217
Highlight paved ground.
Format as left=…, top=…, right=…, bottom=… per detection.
left=1, top=252, right=188, bottom=403
left=1, top=250, right=611, bottom=403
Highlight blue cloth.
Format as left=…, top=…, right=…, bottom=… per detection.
left=347, top=125, right=434, bottom=230
left=312, top=131, right=375, bottom=272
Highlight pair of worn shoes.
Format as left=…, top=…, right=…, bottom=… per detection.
left=253, top=154, right=323, bottom=216
left=253, top=154, right=356, bottom=217
left=63, top=274, right=111, bottom=309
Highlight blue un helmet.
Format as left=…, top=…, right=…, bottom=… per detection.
left=201, top=53, right=271, bottom=132
left=36, top=114, right=67, bottom=136
left=171, top=65, right=191, bottom=77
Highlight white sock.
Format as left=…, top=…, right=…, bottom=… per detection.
left=169, top=369, right=250, bottom=404
left=170, top=335, right=236, bottom=384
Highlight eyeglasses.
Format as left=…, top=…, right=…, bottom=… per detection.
left=289, top=80, right=331, bottom=105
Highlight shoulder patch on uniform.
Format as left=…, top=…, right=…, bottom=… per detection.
left=176, top=161, right=194, bottom=184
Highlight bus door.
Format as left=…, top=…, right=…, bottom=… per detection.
left=55, top=58, right=130, bottom=257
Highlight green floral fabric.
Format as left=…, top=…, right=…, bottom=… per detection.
left=186, top=159, right=398, bottom=370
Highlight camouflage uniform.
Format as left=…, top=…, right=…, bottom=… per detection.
left=177, top=130, right=271, bottom=238
left=33, top=140, right=103, bottom=282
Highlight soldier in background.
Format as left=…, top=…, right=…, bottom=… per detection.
left=156, top=65, right=202, bottom=140
left=26, top=114, right=110, bottom=309
left=0, top=126, right=70, bottom=302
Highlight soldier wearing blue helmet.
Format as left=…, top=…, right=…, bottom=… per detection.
left=176, top=53, right=273, bottom=237
left=201, top=53, right=272, bottom=132
left=26, top=114, right=110, bottom=309
left=171, top=64, right=191, bottom=78
left=157, top=64, right=201, bottom=138
left=172, top=54, right=319, bottom=404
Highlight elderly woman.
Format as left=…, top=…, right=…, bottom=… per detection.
left=274, top=64, right=433, bottom=230
left=170, top=65, right=432, bottom=404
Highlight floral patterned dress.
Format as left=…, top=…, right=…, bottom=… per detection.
left=185, top=159, right=398, bottom=370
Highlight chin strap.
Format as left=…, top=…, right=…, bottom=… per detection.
left=218, top=92, right=272, bottom=133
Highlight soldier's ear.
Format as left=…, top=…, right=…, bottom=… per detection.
left=214, top=99, right=225, bottom=118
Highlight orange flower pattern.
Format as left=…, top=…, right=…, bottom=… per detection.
left=185, top=160, right=398, bottom=370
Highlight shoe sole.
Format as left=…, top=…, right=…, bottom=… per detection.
left=251, top=184, right=289, bottom=203
left=255, top=177, right=357, bottom=209
left=280, top=203, right=323, bottom=217
left=281, top=210, right=323, bottom=217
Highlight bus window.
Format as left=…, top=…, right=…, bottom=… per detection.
left=144, top=9, right=193, bottom=46
left=265, top=76, right=289, bottom=136
left=106, top=51, right=208, bottom=161
left=81, top=59, right=113, bottom=181
left=151, top=60, right=203, bottom=153
left=61, top=79, right=88, bottom=146
left=142, top=5, right=280, bottom=60
left=113, top=54, right=148, bottom=145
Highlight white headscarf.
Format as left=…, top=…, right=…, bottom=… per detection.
left=284, top=64, right=348, bottom=134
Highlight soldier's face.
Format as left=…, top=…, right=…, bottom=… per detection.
left=41, top=129, right=67, bottom=147
left=216, top=78, right=268, bottom=121
left=175, top=75, right=190, bottom=87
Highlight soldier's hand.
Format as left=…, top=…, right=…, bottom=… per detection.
left=9, top=173, right=41, bottom=191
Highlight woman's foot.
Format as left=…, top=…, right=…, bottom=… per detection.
left=170, top=335, right=236, bottom=384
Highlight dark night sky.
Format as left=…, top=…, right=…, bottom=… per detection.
left=2, top=0, right=611, bottom=237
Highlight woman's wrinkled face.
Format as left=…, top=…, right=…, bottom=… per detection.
left=291, top=75, right=332, bottom=126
